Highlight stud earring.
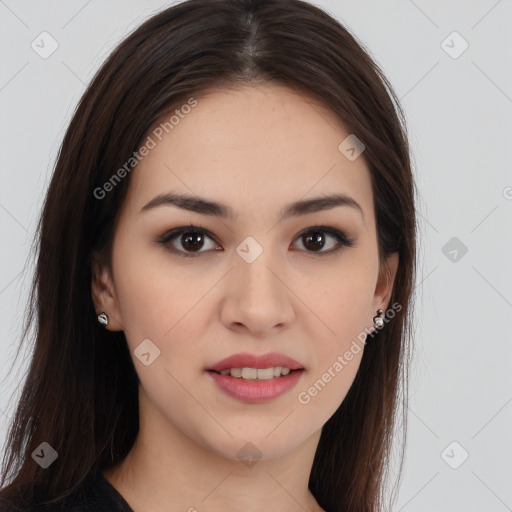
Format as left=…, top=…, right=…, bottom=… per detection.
left=373, top=309, right=384, bottom=329
left=97, top=312, right=109, bottom=327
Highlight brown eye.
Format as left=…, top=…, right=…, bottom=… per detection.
left=292, top=226, right=354, bottom=255
left=157, top=226, right=221, bottom=258
left=302, top=232, right=328, bottom=251
left=180, top=231, right=206, bottom=252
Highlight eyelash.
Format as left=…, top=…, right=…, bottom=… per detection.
left=156, top=222, right=355, bottom=258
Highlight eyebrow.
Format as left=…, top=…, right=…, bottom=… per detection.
left=140, top=192, right=364, bottom=220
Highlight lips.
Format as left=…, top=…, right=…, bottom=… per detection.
left=207, top=368, right=303, bottom=403
left=206, top=352, right=304, bottom=372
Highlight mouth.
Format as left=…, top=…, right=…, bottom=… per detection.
left=205, top=352, right=305, bottom=403
left=207, top=367, right=303, bottom=380
left=206, top=351, right=305, bottom=373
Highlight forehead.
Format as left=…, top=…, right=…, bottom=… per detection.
left=121, top=83, right=374, bottom=226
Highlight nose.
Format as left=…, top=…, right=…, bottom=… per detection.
left=220, top=249, right=295, bottom=338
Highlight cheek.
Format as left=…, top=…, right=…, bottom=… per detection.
left=295, top=275, right=370, bottom=418
left=292, top=260, right=374, bottom=411
left=293, top=258, right=376, bottom=344
left=295, top=348, right=363, bottom=426
left=111, top=237, right=208, bottom=340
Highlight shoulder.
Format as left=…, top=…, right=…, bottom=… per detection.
left=0, top=470, right=132, bottom=512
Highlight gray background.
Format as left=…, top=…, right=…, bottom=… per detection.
left=1, top=0, right=511, bottom=510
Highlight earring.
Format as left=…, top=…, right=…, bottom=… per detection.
left=373, top=309, right=384, bottom=329
left=97, top=312, right=109, bottom=327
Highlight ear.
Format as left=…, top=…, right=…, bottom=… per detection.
left=371, top=251, right=399, bottom=315
left=91, top=252, right=123, bottom=331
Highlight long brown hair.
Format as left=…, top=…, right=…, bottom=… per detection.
left=0, top=1, right=417, bottom=510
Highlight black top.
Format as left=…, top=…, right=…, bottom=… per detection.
left=0, top=471, right=134, bottom=511
left=1, top=472, right=337, bottom=511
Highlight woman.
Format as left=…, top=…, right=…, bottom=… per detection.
left=0, top=0, right=417, bottom=510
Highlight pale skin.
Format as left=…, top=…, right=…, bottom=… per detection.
left=92, top=83, right=398, bottom=512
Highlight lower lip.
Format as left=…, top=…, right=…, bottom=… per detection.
left=206, top=370, right=304, bottom=403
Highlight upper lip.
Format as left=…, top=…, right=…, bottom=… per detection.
left=207, top=352, right=304, bottom=372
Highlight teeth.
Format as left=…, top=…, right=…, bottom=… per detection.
left=229, top=368, right=242, bottom=377
left=242, top=367, right=258, bottom=380
left=255, top=368, right=274, bottom=380
left=217, top=367, right=295, bottom=379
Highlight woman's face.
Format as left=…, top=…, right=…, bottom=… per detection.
left=92, top=83, right=398, bottom=460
